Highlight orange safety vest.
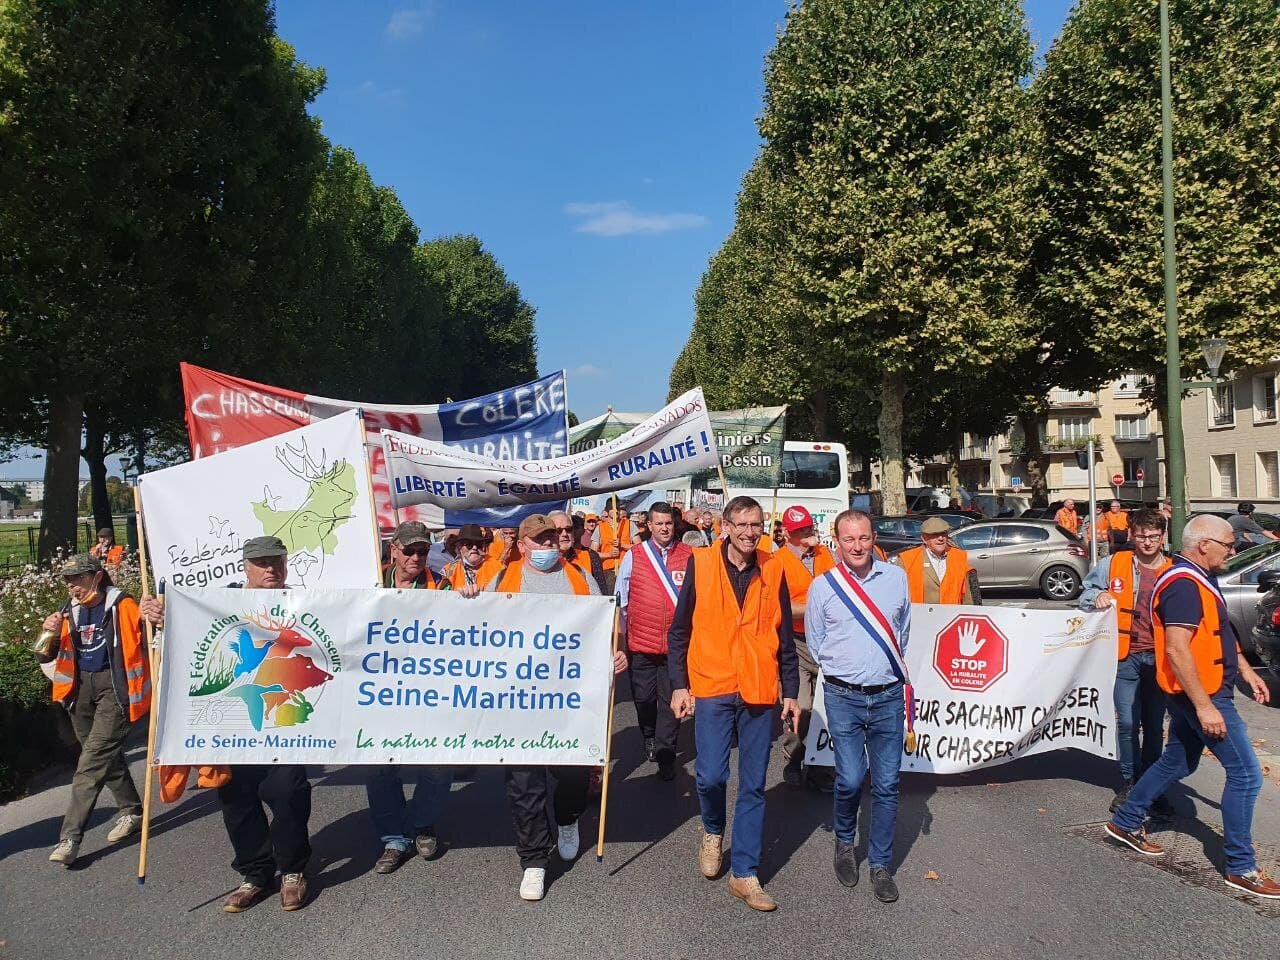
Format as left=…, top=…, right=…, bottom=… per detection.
left=104, top=544, right=124, bottom=566
left=599, top=519, right=631, bottom=572
left=564, top=549, right=595, bottom=583
left=1105, top=550, right=1171, bottom=660
left=382, top=563, right=439, bottom=589
left=51, top=592, right=151, bottom=723
left=898, top=546, right=973, bottom=605
left=442, top=556, right=502, bottom=590
left=874, top=545, right=887, bottom=562
left=1054, top=508, right=1080, bottom=535
left=1101, top=511, right=1129, bottom=535
left=687, top=545, right=785, bottom=705
left=768, top=543, right=837, bottom=635
left=1152, top=566, right=1235, bottom=697
left=495, top=560, right=592, bottom=595
left=487, top=537, right=509, bottom=563
left=756, top=535, right=776, bottom=555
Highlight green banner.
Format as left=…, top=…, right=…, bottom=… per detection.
left=692, top=406, right=787, bottom=491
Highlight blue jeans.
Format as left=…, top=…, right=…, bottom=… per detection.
left=1112, top=693, right=1263, bottom=875
left=693, top=693, right=774, bottom=878
left=365, top=765, right=453, bottom=851
left=1113, top=651, right=1166, bottom=783
left=824, top=681, right=905, bottom=869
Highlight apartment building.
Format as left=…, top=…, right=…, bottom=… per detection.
left=1181, top=359, right=1280, bottom=511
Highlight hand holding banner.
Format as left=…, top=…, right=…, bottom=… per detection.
left=382, top=388, right=719, bottom=511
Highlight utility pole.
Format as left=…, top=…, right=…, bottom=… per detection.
left=1159, top=0, right=1186, bottom=549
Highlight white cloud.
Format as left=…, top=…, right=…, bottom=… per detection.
left=385, top=4, right=433, bottom=42
left=357, top=80, right=403, bottom=102
left=565, top=201, right=708, bottom=237
left=569, top=364, right=609, bottom=379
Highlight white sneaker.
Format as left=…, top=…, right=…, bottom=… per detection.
left=557, top=819, right=580, bottom=861
left=106, top=813, right=143, bottom=843
left=519, top=867, right=546, bottom=901
left=49, top=839, right=79, bottom=866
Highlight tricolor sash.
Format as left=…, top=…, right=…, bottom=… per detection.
left=637, top=539, right=680, bottom=609
left=824, top=563, right=917, bottom=749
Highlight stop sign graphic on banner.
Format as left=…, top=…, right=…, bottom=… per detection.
left=933, top=613, right=1009, bottom=693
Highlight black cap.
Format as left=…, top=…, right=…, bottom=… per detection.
left=455, top=523, right=487, bottom=544
left=242, top=536, right=288, bottom=560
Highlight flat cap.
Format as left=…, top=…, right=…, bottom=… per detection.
left=920, top=517, right=952, bottom=535
left=60, top=554, right=102, bottom=577
left=242, top=535, right=288, bottom=560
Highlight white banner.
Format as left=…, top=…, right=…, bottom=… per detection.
left=381, top=388, right=719, bottom=511
left=154, top=585, right=616, bottom=765
left=140, top=411, right=381, bottom=590
left=805, top=605, right=1118, bottom=774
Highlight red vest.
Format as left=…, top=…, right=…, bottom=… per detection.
left=626, top=540, right=692, bottom=656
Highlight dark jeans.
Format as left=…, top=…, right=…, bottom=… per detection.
left=1112, top=693, right=1263, bottom=875
left=504, top=765, right=593, bottom=869
left=62, top=668, right=142, bottom=842
left=824, top=680, right=905, bottom=870
left=365, top=765, right=452, bottom=851
left=693, top=693, right=773, bottom=878
left=218, top=764, right=312, bottom=887
left=629, top=652, right=677, bottom=760
left=1113, top=651, right=1165, bottom=784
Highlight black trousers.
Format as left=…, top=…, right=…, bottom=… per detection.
left=218, top=764, right=312, bottom=887
left=629, top=651, right=678, bottom=761
left=504, top=765, right=593, bottom=869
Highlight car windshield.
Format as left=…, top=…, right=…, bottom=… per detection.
left=1223, top=538, right=1280, bottom=575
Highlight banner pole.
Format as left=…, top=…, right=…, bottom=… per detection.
left=716, top=463, right=731, bottom=511
left=133, top=483, right=160, bottom=886
left=359, top=412, right=386, bottom=584
left=596, top=602, right=622, bottom=863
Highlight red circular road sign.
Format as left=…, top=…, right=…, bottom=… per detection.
left=1135, top=467, right=1145, bottom=482
left=1111, top=473, right=1124, bottom=486
left=933, top=613, right=1009, bottom=693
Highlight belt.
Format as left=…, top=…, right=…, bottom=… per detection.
left=825, top=676, right=901, bottom=696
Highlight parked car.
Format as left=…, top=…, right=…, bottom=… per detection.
left=1252, top=569, right=1280, bottom=675
left=871, top=514, right=975, bottom=553
left=948, top=520, right=1089, bottom=600
left=1210, top=539, right=1280, bottom=660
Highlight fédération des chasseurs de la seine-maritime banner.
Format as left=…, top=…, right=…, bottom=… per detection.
left=381, top=388, right=719, bottom=511
left=154, top=586, right=617, bottom=766
left=140, top=410, right=382, bottom=591
left=806, top=605, right=1119, bottom=775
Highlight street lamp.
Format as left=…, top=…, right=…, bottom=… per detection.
left=1200, top=337, right=1227, bottom=380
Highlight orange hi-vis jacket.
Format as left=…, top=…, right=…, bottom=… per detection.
left=756, top=535, right=776, bottom=554
left=1054, top=507, right=1080, bottom=535
left=442, top=556, right=503, bottom=591
left=496, top=560, right=592, bottom=595
left=1152, top=564, right=1237, bottom=697
left=1106, top=550, right=1171, bottom=660
left=599, top=519, right=631, bottom=572
left=1101, top=510, right=1129, bottom=538
left=768, top=544, right=836, bottom=635
left=687, top=545, right=785, bottom=705
left=898, top=546, right=974, bottom=605
left=50, top=588, right=151, bottom=723
left=563, top=549, right=596, bottom=583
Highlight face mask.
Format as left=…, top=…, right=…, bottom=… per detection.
left=78, top=590, right=101, bottom=607
left=529, top=548, right=561, bottom=571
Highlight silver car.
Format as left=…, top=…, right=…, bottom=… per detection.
left=1215, top=539, right=1280, bottom=658
left=950, top=520, right=1090, bottom=600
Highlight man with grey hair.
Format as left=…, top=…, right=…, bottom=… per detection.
left=1106, top=515, right=1278, bottom=899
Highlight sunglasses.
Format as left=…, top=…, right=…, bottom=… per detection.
left=399, top=545, right=431, bottom=557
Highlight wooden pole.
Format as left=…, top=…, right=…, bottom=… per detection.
left=133, top=483, right=160, bottom=885
left=360, top=413, right=389, bottom=584
left=596, top=601, right=622, bottom=863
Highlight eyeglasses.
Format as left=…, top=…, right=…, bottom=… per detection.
left=1208, top=538, right=1236, bottom=551
left=1131, top=533, right=1164, bottom=542
left=729, top=521, right=764, bottom=532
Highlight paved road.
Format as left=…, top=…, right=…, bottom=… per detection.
left=4, top=678, right=1278, bottom=960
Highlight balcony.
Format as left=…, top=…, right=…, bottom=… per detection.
left=1113, top=432, right=1151, bottom=443
left=1049, top=390, right=1100, bottom=408
left=961, top=444, right=992, bottom=461
left=1044, top=435, right=1099, bottom=452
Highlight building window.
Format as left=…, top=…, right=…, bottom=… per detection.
left=1057, top=416, right=1092, bottom=442
left=1253, top=374, right=1278, bottom=423
left=1115, top=414, right=1149, bottom=440
left=1123, top=457, right=1145, bottom=483
left=1259, top=451, right=1279, bottom=499
left=1211, top=454, right=1237, bottom=498
left=1209, top=383, right=1235, bottom=428
left=1113, top=373, right=1154, bottom=398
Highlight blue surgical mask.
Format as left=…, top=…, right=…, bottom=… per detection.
left=529, top=548, right=561, bottom=571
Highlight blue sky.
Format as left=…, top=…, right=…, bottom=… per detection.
left=2, top=1, right=1074, bottom=479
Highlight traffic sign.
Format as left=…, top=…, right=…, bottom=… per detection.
left=933, top=614, right=1009, bottom=693
left=1111, top=472, right=1124, bottom=487
left=1010, top=476, right=1022, bottom=490
left=1135, top=467, right=1145, bottom=482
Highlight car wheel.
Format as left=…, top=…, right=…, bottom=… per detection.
left=1040, top=565, right=1081, bottom=601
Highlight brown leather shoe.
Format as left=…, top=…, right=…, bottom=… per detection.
left=728, top=874, right=777, bottom=912
left=374, top=846, right=405, bottom=874
left=1104, top=822, right=1164, bottom=857
left=222, top=882, right=267, bottom=913
left=698, top=831, right=723, bottom=879
left=280, top=872, right=307, bottom=911
left=1225, top=869, right=1280, bottom=899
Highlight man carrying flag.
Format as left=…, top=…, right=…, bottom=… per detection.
left=804, top=509, right=912, bottom=904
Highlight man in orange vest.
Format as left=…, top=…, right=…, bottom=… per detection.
left=90, top=527, right=125, bottom=567
left=615, top=502, right=691, bottom=780
left=1099, top=500, right=1130, bottom=552
left=894, top=517, right=980, bottom=604
left=487, top=526, right=516, bottom=564
left=1106, top=515, right=1279, bottom=899
left=382, top=521, right=442, bottom=589
left=768, top=505, right=837, bottom=790
left=1054, top=499, right=1080, bottom=535
left=441, top=524, right=503, bottom=593
left=549, top=509, right=602, bottom=591
left=667, top=495, right=800, bottom=912
left=480, top=513, right=625, bottom=902
left=1079, top=509, right=1172, bottom=812
left=39, top=554, right=148, bottom=867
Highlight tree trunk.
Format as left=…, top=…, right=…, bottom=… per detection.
left=39, top=391, right=85, bottom=562
left=878, top=374, right=907, bottom=515
left=1017, top=409, right=1049, bottom=506
left=133, top=427, right=147, bottom=477
left=808, top=387, right=830, bottom=438
left=948, top=425, right=963, bottom=503
left=83, top=406, right=113, bottom=535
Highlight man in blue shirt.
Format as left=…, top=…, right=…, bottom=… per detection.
left=805, top=509, right=911, bottom=904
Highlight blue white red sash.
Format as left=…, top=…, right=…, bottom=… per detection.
left=637, top=539, right=680, bottom=609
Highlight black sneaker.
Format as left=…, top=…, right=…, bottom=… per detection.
left=782, top=760, right=803, bottom=787
left=834, top=841, right=859, bottom=888
left=657, top=756, right=677, bottom=781
left=1109, top=784, right=1132, bottom=814
left=870, top=866, right=898, bottom=903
